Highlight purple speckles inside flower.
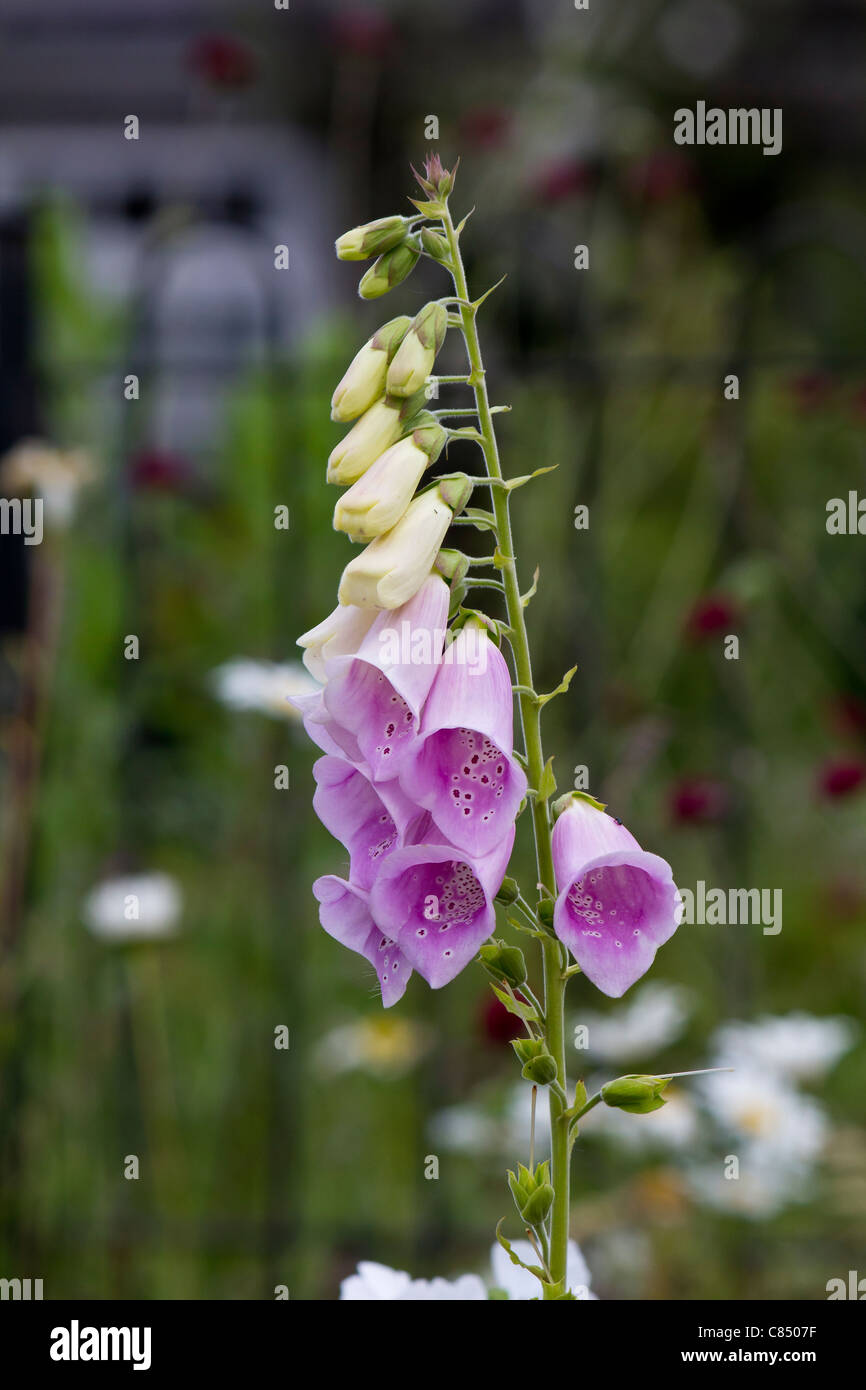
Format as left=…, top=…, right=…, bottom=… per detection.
left=370, top=832, right=513, bottom=989
left=361, top=666, right=417, bottom=770
left=402, top=724, right=523, bottom=855
left=383, top=858, right=488, bottom=986
left=552, top=796, right=680, bottom=998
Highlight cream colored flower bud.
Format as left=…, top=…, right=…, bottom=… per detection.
left=327, top=398, right=404, bottom=486
left=333, top=437, right=431, bottom=542
left=386, top=302, right=448, bottom=397
left=330, top=317, right=412, bottom=423
left=338, top=485, right=454, bottom=610
left=335, top=216, right=409, bottom=262
left=327, top=391, right=426, bottom=486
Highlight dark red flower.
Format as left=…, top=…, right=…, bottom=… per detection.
left=188, top=34, right=258, bottom=89
left=626, top=151, right=695, bottom=204
left=480, top=993, right=525, bottom=1047
left=130, top=449, right=190, bottom=494
left=825, top=874, right=865, bottom=922
left=826, top=693, right=866, bottom=742
left=531, top=157, right=595, bottom=205
left=789, top=371, right=833, bottom=414
left=332, top=9, right=396, bottom=58
left=669, top=777, right=729, bottom=826
left=850, top=383, right=866, bottom=420
left=684, top=593, right=740, bottom=641
left=818, top=757, right=866, bottom=800
left=459, top=106, right=510, bottom=151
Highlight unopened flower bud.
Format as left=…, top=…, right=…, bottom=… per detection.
left=601, top=1073, right=671, bottom=1114
left=336, top=216, right=410, bottom=262
left=327, top=392, right=425, bottom=486
left=537, top=899, right=554, bottom=929
left=330, top=316, right=412, bottom=423
left=494, top=876, right=520, bottom=906
left=338, top=483, right=455, bottom=610
left=414, top=153, right=456, bottom=200
left=386, top=302, right=448, bottom=397
left=511, top=1037, right=558, bottom=1085
left=420, top=227, right=451, bottom=264
left=507, top=1160, right=551, bottom=1226
left=358, top=237, right=420, bottom=299
left=479, top=940, right=527, bottom=988
left=333, top=424, right=446, bottom=541
left=521, top=1183, right=555, bottom=1227
left=435, top=472, right=473, bottom=514
left=432, top=548, right=469, bottom=586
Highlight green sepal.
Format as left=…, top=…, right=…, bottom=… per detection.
left=552, top=789, right=608, bottom=821
left=479, top=939, right=527, bottom=988
left=492, top=985, right=539, bottom=1024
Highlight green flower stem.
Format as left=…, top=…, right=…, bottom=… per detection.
left=440, top=200, right=571, bottom=1296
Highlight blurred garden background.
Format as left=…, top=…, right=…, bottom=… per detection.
left=0, top=0, right=865, bottom=1299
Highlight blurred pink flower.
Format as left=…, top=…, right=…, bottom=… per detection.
left=459, top=106, right=511, bottom=151
left=130, top=449, right=191, bottom=494
left=480, top=992, right=525, bottom=1047
left=825, top=692, right=866, bottom=743
left=626, top=151, right=695, bottom=204
left=332, top=9, right=397, bottom=58
left=788, top=370, right=834, bottom=414
left=818, top=757, right=866, bottom=800
left=188, top=34, right=258, bottom=89
left=669, top=777, right=729, bottom=826
left=531, top=157, right=596, bottom=205
left=684, top=593, right=740, bottom=641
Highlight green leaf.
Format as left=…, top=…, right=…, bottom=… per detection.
left=521, top=567, right=540, bottom=608
left=472, top=273, right=507, bottom=310
left=536, top=756, right=558, bottom=805
left=537, top=665, right=577, bottom=709
left=408, top=197, right=445, bottom=216
left=454, top=206, right=476, bottom=236
left=504, top=465, right=558, bottom=493
left=490, top=984, right=539, bottom=1023
left=494, top=1219, right=546, bottom=1281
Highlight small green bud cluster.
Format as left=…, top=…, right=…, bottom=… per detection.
left=511, top=1036, right=558, bottom=1086
left=507, top=1161, right=555, bottom=1228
